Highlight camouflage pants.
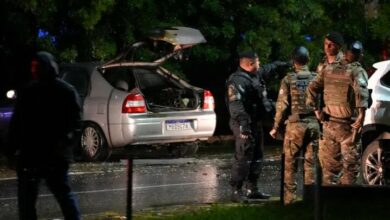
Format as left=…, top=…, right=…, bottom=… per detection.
left=319, top=121, right=360, bottom=185
left=283, top=118, right=320, bottom=204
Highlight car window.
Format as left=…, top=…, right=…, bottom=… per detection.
left=61, top=67, right=90, bottom=98
left=102, top=67, right=136, bottom=91
left=133, top=68, right=178, bottom=90
left=381, top=70, right=390, bottom=88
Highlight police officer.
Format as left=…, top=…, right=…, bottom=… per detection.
left=269, top=46, right=320, bottom=204
left=317, top=31, right=345, bottom=73
left=306, top=38, right=369, bottom=185
left=226, top=51, right=290, bottom=202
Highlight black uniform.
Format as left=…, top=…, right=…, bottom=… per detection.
left=226, top=62, right=285, bottom=192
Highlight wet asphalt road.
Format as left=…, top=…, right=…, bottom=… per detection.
left=0, top=143, right=304, bottom=219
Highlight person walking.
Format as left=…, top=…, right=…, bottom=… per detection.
left=226, top=50, right=290, bottom=202
left=7, top=51, right=82, bottom=220
left=269, top=46, right=320, bottom=204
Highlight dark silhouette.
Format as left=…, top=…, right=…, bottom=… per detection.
left=6, top=51, right=82, bottom=220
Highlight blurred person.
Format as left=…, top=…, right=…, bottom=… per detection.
left=6, top=51, right=82, bottom=220
left=269, top=46, right=320, bottom=204
left=306, top=35, right=369, bottom=185
left=226, top=50, right=290, bottom=202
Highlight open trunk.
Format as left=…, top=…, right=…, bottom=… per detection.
left=134, top=68, right=201, bottom=112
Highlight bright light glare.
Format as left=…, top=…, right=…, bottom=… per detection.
left=6, top=90, right=16, bottom=99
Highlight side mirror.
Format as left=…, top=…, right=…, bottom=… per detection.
left=6, top=90, right=17, bottom=99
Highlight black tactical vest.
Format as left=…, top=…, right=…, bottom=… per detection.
left=226, top=70, right=267, bottom=118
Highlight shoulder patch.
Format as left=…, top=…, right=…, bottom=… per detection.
left=228, top=84, right=241, bottom=101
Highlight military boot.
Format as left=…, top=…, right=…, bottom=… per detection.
left=245, top=181, right=271, bottom=200
left=246, top=189, right=271, bottom=200
left=231, top=189, right=248, bottom=203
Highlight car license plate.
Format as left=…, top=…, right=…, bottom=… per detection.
left=166, top=120, right=192, bottom=131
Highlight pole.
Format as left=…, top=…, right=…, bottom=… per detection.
left=126, top=158, right=133, bottom=220
left=280, top=152, right=285, bottom=205
left=314, top=141, right=322, bottom=220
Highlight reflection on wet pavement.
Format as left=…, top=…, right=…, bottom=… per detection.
left=0, top=143, right=296, bottom=219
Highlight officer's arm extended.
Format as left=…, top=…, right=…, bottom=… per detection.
left=258, top=61, right=291, bottom=80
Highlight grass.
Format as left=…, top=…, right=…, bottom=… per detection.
left=83, top=198, right=390, bottom=220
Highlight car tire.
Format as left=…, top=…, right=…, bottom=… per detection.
left=361, top=140, right=385, bottom=185
left=80, top=122, right=110, bottom=161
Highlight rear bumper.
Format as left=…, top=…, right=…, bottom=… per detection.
left=109, top=111, right=216, bottom=147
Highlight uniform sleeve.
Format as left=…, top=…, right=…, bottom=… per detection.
left=273, top=76, right=290, bottom=131
left=306, top=71, right=324, bottom=109
left=258, top=63, right=278, bottom=79
left=226, top=80, right=251, bottom=128
left=352, top=67, right=369, bottom=108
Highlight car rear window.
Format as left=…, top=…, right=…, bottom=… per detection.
left=61, top=67, right=90, bottom=98
left=102, top=67, right=136, bottom=91
left=133, top=68, right=179, bottom=90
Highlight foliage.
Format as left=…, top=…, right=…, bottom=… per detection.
left=1, top=1, right=389, bottom=87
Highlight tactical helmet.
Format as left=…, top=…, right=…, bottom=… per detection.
left=347, top=41, right=363, bottom=55
left=292, top=46, right=309, bottom=65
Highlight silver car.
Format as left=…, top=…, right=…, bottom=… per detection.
left=60, top=27, right=216, bottom=161
left=361, top=60, right=390, bottom=185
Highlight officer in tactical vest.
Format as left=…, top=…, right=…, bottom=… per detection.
left=306, top=38, right=369, bottom=185
left=226, top=51, right=291, bottom=202
left=269, top=46, right=320, bottom=204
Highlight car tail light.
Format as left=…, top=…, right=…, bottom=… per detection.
left=122, top=93, right=146, bottom=113
left=202, top=90, right=215, bottom=111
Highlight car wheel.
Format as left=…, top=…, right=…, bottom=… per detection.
left=362, top=140, right=385, bottom=185
left=80, top=123, right=110, bottom=161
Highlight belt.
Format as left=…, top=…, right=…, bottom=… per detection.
left=328, top=116, right=351, bottom=124
left=298, top=113, right=316, bottom=119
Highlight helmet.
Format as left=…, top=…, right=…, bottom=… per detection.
left=347, top=41, right=363, bottom=55
left=292, top=46, right=309, bottom=65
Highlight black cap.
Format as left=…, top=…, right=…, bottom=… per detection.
left=325, top=31, right=344, bottom=46
left=239, top=51, right=258, bottom=59
left=347, top=41, right=363, bottom=55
